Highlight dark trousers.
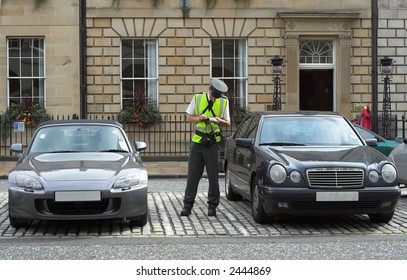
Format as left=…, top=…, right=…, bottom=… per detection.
left=183, top=142, right=220, bottom=209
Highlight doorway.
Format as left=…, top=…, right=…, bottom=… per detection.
left=300, top=69, right=333, bottom=111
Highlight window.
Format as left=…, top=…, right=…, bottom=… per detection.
left=299, top=40, right=333, bottom=64
left=121, top=39, right=158, bottom=109
left=7, top=38, right=45, bottom=106
left=211, top=39, right=247, bottom=108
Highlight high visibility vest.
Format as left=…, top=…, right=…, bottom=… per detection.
left=192, top=92, right=228, bottom=144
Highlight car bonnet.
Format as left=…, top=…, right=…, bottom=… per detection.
left=27, top=153, right=132, bottom=180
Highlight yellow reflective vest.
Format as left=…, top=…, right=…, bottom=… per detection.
left=192, top=92, right=228, bottom=144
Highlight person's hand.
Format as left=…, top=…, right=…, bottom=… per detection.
left=198, top=115, right=209, bottom=122
left=208, top=117, right=219, bottom=123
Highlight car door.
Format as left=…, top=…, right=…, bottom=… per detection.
left=233, top=115, right=259, bottom=196
left=227, top=115, right=253, bottom=193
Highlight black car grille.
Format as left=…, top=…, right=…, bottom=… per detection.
left=36, top=198, right=121, bottom=215
left=306, top=168, right=364, bottom=188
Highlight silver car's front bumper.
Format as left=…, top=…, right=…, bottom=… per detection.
left=8, top=184, right=148, bottom=221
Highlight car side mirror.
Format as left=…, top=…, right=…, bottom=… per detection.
left=394, top=136, right=406, bottom=144
left=10, top=143, right=23, bottom=153
left=236, top=138, right=253, bottom=148
left=134, top=141, right=147, bottom=152
left=365, top=138, right=377, bottom=147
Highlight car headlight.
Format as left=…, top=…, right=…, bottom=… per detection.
left=290, top=171, right=301, bottom=183
left=368, top=170, right=379, bottom=183
left=381, top=163, right=397, bottom=183
left=16, top=174, right=43, bottom=190
left=113, top=173, right=143, bottom=189
left=269, top=164, right=287, bottom=184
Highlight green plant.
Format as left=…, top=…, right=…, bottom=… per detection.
left=2, top=101, right=51, bottom=125
left=205, top=0, right=217, bottom=9
left=118, top=90, right=162, bottom=127
left=1, top=101, right=51, bottom=138
left=33, top=0, right=47, bottom=10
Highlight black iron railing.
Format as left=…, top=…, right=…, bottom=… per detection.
left=0, top=114, right=238, bottom=159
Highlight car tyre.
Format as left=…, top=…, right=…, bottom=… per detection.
left=368, top=211, right=394, bottom=223
left=225, top=166, right=242, bottom=201
left=9, top=215, right=31, bottom=228
left=128, top=212, right=148, bottom=227
left=251, top=176, right=268, bottom=224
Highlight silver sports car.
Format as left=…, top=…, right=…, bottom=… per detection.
left=8, top=119, right=148, bottom=227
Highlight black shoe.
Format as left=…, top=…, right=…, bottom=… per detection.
left=208, top=208, right=216, bottom=217
left=180, top=208, right=191, bottom=216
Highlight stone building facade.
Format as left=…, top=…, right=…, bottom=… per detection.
left=1, top=0, right=403, bottom=130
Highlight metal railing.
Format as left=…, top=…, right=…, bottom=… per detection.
left=0, top=114, right=238, bottom=160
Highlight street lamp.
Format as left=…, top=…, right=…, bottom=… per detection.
left=269, top=55, right=284, bottom=110
left=380, top=56, right=394, bottom=139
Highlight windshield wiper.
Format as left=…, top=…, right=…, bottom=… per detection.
left=99, top=149, right=128, bottom=153
left=259, top=142, right=305, bottom=146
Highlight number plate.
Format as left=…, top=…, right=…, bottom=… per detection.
left=316, top=192, right=359, bottom=201
left=55, top=191, right=101, bottom=202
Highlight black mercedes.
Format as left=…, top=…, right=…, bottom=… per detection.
left=224, top=111, right=400, bottom=224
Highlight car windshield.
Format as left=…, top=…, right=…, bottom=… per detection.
left=259, top=116, right=362, bottom=146
left=29, top=125, right=130, bottom=153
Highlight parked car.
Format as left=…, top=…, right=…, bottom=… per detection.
left=224, top=111, right=400, bottom=224
left=8, top=119, right=148, bottom=227
left=388, top=136, right=407, bottom=186
left=353, top=124, right=398, bottom=156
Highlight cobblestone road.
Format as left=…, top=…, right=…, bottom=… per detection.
left=1, top=190, right=407, bottom=238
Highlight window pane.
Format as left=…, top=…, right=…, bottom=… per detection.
left=21, top=79, right=32, bottom=97
left=20, top=39, right=32, bottom=58
left=9, top=79, right=20, bottom=98
left=21, top=58, right=32, bottom=77
left=133, top=40, right=145, bottom=59
left=134, top=58, right=145, bottom=78
left=300, top=40, right=333, bottom=64
left=223, top=40, right=235, bottom=58
left=8, top=39, right=20, bottom=58
left=212, top=59, right=222, bottom=77
left=122, top=80, right=134, bottom=99
left=223, top=58, right=235, bottom=77
left=9, top=58, right=20, bottom=77
left=122, top=40, right=133, bottom=59
left=212, top=39, right=222, bottom=58
left=122, top=59, right=132, bottom=78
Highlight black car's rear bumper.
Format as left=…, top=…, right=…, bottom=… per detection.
left=259, top=185, right=401, bottom=216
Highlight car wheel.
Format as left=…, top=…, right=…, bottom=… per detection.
left=368, top=211, right=394, bottom=223
left=251, top=176, right=267, bottom=224
left=128, top=212, right=148, bottom=227
left=9, top=215, right=31, bottom=228
left=224, top=166, right=242, bottom=201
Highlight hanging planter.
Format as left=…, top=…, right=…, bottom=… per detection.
left=33, top=0, right=47, bottom=10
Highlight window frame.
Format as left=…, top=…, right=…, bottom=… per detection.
left=210, top=38, right=248, bottom=108
left=120, top=38, right=159, bottom=109
left=7, top=37, right=46, bottom=107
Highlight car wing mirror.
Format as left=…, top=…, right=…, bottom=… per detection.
left=134, top=141, right=147, bottom=152
left=365, top=138, right=377, bottom=147
left=236, top=138, right=253, bottom=148
left=10, top=143, right=23, bottom=153
left=394, top=136, right=406, bottom=144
